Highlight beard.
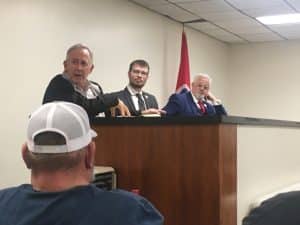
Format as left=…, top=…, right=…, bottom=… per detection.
left=193, top=92, right=206, bottom=101
left=130, top=82, right=145, bottom=90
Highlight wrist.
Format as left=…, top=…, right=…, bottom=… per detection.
left=213, top=99, right=221, bottom=105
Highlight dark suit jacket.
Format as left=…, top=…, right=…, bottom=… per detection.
left=43, top=74, right=118, bottom=118
left=162, top=91, right=227, bottom=116
left=243, top=191, right=300, bottom=225
left=115, top=87, right=159, bottom=116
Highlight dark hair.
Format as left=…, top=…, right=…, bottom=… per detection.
left=128, top=59, right=150, bottom=73
left=24, top=132, right=86, bottom=172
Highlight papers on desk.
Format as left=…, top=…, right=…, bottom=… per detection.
left=141, top=113, right=161, bottom=117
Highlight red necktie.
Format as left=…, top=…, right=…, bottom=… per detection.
left=198, top=100, right=206, bottom=114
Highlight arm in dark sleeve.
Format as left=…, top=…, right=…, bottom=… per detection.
left=152, top=96, right=159, bottom=109
left=133, top=197, right=164, bottom=225
left=42, top=75, right=118, bottom=117
left=162, top=93, right=183, bottom=116
left=145, top=93, right=159, bottom=109
left=42, top=75, right=74, bottom=103
left=214, top=104, right=227, bottom=116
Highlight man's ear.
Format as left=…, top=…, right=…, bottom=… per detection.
left=22, top=143, right=31, bottom=169
left=63, top=60, right=67, bottom=71
left=90, top=64, right=94, bottom=73
left=85, top=141, right=96, bottom=169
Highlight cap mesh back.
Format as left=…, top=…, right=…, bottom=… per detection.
left=52, top=107, right=83, bottom=141
left=27, top=102, right=97, bottom=153
left=27, top=105, right=50, bottom=141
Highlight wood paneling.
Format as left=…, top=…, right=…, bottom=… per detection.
left=93, top=123, right=237, bottom=225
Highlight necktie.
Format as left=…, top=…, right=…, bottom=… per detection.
left=136, top=93, right=146, bottom=111
left=198, top=100, right=206, bottom=114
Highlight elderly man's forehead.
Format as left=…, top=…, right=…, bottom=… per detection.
left=67, top=48, right=89, bottom=56
left=194, top=76, right=210, bottom=84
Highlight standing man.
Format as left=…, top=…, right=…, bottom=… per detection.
left=0, top=102, right=163, bottom=225
left=115, top=59, right=165, bottom=116
left=163, top=74, right=227, bottom=116
left=43, top=43, right=130, bottom=118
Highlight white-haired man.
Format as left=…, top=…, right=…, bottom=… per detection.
left=163, top=74, right=227, bottom=116
left=0, top=102, right=163, bottom=225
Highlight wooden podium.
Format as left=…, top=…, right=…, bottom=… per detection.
left=92, top=116, right=237, bottom=225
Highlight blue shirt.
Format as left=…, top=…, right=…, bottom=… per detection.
left=0, top=184, right=163, bottom=225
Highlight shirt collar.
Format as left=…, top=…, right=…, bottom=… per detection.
left=191, top=92, right=199, bottom=105
left=127, top=85, right=143, bottom=96
left=62, top=73, right=92, bottom=92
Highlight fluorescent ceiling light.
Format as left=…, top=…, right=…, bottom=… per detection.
left=257, top=13, right=300, bottom=25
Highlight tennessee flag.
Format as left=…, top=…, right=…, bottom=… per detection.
left=175, top=31, right=190, bottom=93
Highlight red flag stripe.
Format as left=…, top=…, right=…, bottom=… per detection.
left=176, top=31, right=191, bottom=93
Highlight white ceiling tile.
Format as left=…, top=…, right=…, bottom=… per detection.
left=188, top=23, right=246, bottom=43
left=239, top=32, right=283, bottom=42
left=213, top=34, right=246, bottom=43
left=279, top=0, right=300, bottom=11
left=243, top=6, right=295, bottom=17
left=177, top=0, right=233, bottom=14
left=169, top=0, right=210, bottom=2
left=201, top=27, right=237, bottom=36
left=146, top=3, right=200, bottom=22
left=282, top=34, right=300, bottom=40
left=220, top=37, right=244, bottom=43
left=232, top=26, right=270, bottom=35
left=129, top=0, right=168, bottom=6
left=200, top=11, right=248, bottom=22
left=226, top=0, right=288, bottom=10
left=188, top=21, right=220, bottom=31
left=216, top=18, right=262, bottom=30
left=269, top=24, right=300, bottom=36
left=268, top=24, right=300, bottom=40
left=215, top=18, right=275, bottom=35
left=129, top=0, right=300, bottom=43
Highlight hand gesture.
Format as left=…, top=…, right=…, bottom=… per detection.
left=206, top=92, right=221, bottom=105
left=141, top=108, right=166, bottom=116
left=110, top=99, right=131, bottom=117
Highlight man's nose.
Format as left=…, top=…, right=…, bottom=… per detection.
left=75, top=64, right=83, bottom=70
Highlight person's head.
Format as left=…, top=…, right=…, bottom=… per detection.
left=128, top=59, right=150, bottom=90
left=22, top=102, right=97, bottom=182
left=63, top=44, right=94, bottom=88
left=191, top=74, right=212, bottom=100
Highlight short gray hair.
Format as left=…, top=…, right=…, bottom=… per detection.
left=66, top=43, right=94, bottom=63
left=24, top=132, right=86, bottom=173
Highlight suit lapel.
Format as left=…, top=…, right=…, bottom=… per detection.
left=203, top=101, right=216, bottom=115
left=124, top=87, right=137, bottom=112
left=187, top=92, right=202, bottom=115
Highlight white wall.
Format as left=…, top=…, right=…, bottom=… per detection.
left=228, top=40, right=300, bottom=224
left=228, top=40, right=300, bottom=121
left=0, top=0, right=229, bottom=188
left=237, top=126, right=300, bottom=225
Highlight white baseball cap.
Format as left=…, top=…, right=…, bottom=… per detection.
left=27, top=102, right=97, bottom=153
